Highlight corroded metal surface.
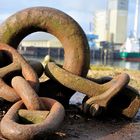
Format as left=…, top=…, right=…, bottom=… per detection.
left=45, top=62, right=129, bottom=97
left=39, top=56, right=74, bottom=107
left=0, top=44, right=39, bottom=89
left=44, top=62, right=140, bottom=118
left=0, top=43, right=39, bottom=102
left=0, top=57, right=44, bottom=80
left=0, top=44, right=39, bottom=102
left=18, top=109, right=50, bottom=124
left=0, top=75, right=65, bottom=139
left=28, top=60, right=44, bottom=78
left=0, top=97, right=65, bottom=140
left=0, top=78, right=20, bottom=102
left=87, top=76, right=140, bottom=118
left=0, top=7, right=90, bottom=77
left=0, top=7, right=90, bottom=105
left=0, top=5, right=139, bottom=140
left=82, top=85, right=140, bottom=118
left=12, top=76, right=45, bottom=110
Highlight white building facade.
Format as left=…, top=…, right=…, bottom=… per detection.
left=93, top=11, right=108, bottom=43
left=107, top=0, right=128, bottom=44
left=20, top=38, right=62, bottom=48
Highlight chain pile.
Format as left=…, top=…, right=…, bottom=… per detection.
left=0, top=7, right=139, bottom=140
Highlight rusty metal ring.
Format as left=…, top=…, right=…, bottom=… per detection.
left=0, top=97, right=65, bottom=140
left=0, top=43, right=39, bottom=102
left=0, top=7, right=90, bottom=77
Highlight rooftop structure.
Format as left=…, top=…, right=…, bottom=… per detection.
left=20, top=38, right=62, bottom=48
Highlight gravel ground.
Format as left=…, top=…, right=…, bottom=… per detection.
left=58, top=93, right=140, bottom=140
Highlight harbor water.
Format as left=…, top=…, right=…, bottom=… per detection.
left=24, top=55, right=140, bottom=71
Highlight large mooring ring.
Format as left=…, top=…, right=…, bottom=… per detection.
left=0, top=7, right=90, bottom=77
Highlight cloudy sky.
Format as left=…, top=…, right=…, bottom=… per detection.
left=0, top=0, right=139, bottom=39
left=0, top=0, right=107, bottom=31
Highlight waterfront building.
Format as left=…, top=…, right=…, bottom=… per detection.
left=18, top=34, right=98, bottom=58
left=93, top=11, right=108, bottom=47
left=20, top=39, right=62, bottom=48
left=107, top=0, right=128, bottom=45
left=18, top=38, right=62, bottom=57
left=93, top=0, right=128, bottom=46
left=119, top=0, right=140, bottom=61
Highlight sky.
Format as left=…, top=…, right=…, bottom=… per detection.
left=0, top=0, right=107, bottom=32
left=127, top=0, right=139, bottom=37
left=0, top=0, right=139, bottom=39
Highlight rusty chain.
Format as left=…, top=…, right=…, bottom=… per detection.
left=0, top=6, right=90, bottom=106
left=1, top=76, right=65, bottom=140
left=0, top=43, right=39, bottom=102
left=0, top=6, right=139, bottom=140
left=0, top=7, right=89, bottom=139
